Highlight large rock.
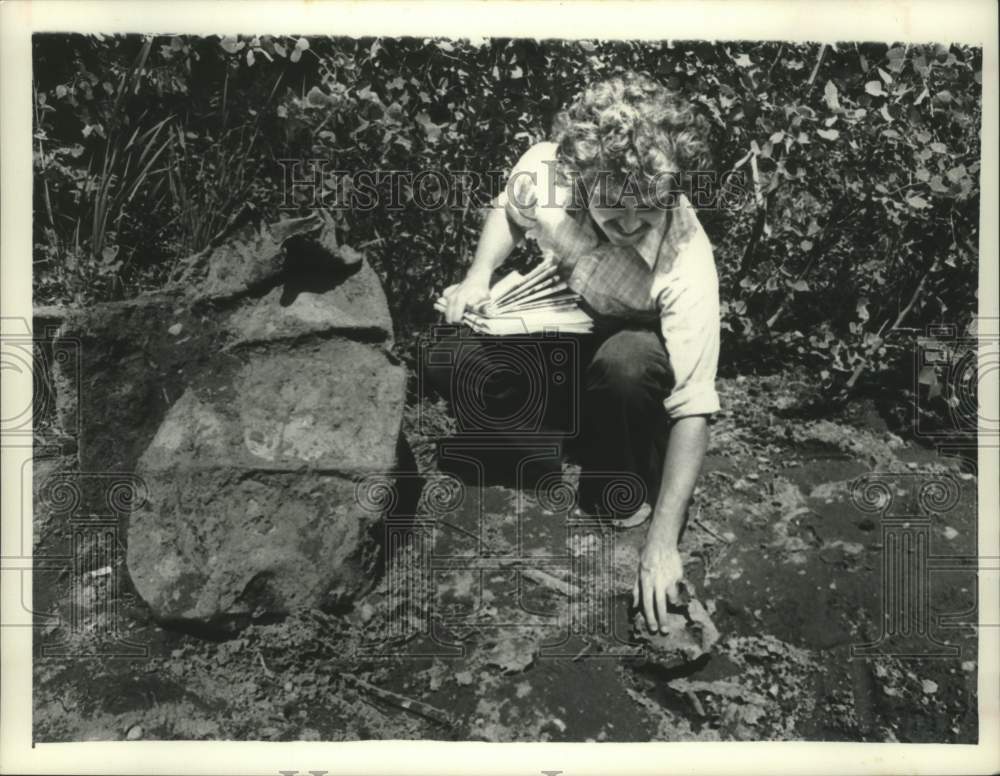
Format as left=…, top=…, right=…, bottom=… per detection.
left=46, top=212, right=409, bottom=629
left=127, top=339, right=405, bottom=625
left=50, top=213, right=394, bottom=476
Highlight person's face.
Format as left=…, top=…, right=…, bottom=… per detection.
left=587, top=185, right=669, bottom=246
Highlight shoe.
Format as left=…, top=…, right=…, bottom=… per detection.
left=570, top=501, right=652, bottom=529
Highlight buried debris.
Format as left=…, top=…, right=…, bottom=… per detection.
left=631, top=597, right=720, bottom=666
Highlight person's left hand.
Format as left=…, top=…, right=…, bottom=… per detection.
left=632, top=535, right=685, bottom=634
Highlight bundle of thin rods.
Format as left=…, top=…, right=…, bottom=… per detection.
left=434, top=262, right=593, bottom=334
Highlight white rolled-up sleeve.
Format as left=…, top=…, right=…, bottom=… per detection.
left=654, top=235, right=722, bottom=419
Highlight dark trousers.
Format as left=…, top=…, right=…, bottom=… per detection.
left=422, top=323, right=675, bottom=516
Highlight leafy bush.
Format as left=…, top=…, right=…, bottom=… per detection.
left=32, top=35, right=981, bottom=399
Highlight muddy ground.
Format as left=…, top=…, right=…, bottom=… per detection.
left=32, top=371, right=979, bottom=743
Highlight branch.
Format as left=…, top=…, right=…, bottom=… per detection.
left=735, top=191, right=771, bottom=285
left=342, top=673, right=454, bottom=727
left=806, top=44, right=827, bottom=87
left=844, top=256, right=939, bottom=390
left=766, top=43, right=785, bottom=83
left=765, top=210, right=843, bottom=329
left=764, top=185, right=866, bottom=331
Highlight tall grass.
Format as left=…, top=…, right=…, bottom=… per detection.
left=35, top=37, right=175, bottom=302
left=163, top=69, right=285, bottom=261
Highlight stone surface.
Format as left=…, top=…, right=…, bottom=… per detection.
left=44, top=216, right=408, bottom=628
left=127, top=468, right=380, bottom=624
left=223, top=259, right=393, bottom=348
left=139, top=342, right=405, bottom=472
left=126, top=342, right=406, bottom=625
left=197, top=214, right=324, bottom=301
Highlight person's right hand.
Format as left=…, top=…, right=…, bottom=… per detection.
left=440, top=275, right=491, bottom=324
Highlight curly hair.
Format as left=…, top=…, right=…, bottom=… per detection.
left=551, top=71, right=712, bottom=208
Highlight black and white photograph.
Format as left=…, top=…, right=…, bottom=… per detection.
left=1, top=0, right=998, bottom=773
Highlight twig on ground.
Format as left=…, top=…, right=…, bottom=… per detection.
left=522, top=568, right=579, bottom=597
left=686, top=689, right=707, bottom=718
left=256, top=650, right=273, bottom=676
left=498, top=559, right=581, bottom=598
left=689, top=502, right=731, bottom=545
left=438, top=519, right=480, bottom=542
left=342, top=673, right=453, bottom=727
left=693, top=517, right=730, bottom=545
left=702, top=541, right=733, bottom=583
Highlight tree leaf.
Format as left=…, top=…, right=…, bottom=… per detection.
left=864, top=81, right=884, bottom=97
left=918, top=365, right=941, bottom=398
left=824, top=80, right=840, bottom=111
left=906, top=195, right=931, bottom=209
left=816, top=128, right=840, bottom=141
left=220, top=36, right=244, bottom=54
left=306, top=86, right=329, bottom=107
left=929, top=176, right=949, bottom=193
left=946, top=164, right=967, bottom=183
left=886, top=46, right=906, bottom=72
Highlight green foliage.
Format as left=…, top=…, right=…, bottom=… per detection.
left=33, top=35, right=981, bottom=396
